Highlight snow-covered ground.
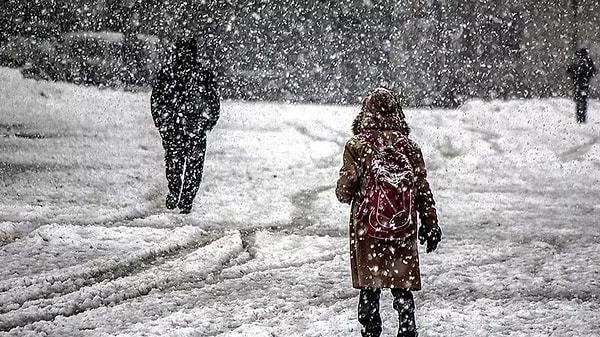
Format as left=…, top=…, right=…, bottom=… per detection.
left=1, top=67, right=599, bottom=337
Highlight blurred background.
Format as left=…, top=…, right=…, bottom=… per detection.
left=0, top=0, right=598, bottom=106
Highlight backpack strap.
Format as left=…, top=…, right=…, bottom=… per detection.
left=359, top=132, right=406, bottom=152
left=358, top=132, right=381, bottom=152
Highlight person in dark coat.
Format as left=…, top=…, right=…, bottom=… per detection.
left=567, top=48, right=597, bottom=123
left=336, top=88, right=441, bottom=337
left=151, top=38, right=220, bottom=214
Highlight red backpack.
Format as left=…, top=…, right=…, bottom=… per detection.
left=357, top=134, right=415, bottom=240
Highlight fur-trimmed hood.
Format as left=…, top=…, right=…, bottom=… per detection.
left=352, top=88, right=410, bottom=136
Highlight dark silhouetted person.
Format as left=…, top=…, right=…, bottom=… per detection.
left=567, top=48, right=597, bottom=123
left=151, top=38, right=220, bottom=214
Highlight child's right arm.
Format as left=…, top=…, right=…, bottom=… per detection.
left=336, top=140, right=360, bottom=204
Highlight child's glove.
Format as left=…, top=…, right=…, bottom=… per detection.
left=418, top=225, right=442, bottom=253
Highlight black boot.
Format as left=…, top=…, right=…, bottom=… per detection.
left=177, top=197, right=193, bottom=214
left=391, top=289, right=417, bottom=337
left=361, top=329, right=382, bottom=337
left=178, top=206, right=192, bottom=214
left=358, top=288, right=382, bottom=337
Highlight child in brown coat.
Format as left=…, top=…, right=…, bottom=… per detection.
left=336, top=88, right=441, bottom=337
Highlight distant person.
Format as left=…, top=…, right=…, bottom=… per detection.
left=567, top=48, right=597, bottom=123
left=151, top=38, right=220, bottom=214
left=336, top=88, right=441, bottom=337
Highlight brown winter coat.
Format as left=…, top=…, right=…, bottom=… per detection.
left=336, top=91, right=439, bottom=290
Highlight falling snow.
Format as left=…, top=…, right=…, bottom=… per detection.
left=1, top=67, right=599, bottom=336
left=1, top=1, right=600, bottom=336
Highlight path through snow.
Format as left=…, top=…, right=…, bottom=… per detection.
left=1, top=68, right=599, bottom=336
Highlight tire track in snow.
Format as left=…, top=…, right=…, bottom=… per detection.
left=0, top=225, right=213, bottom=318
left=1, top=219, right=334, bottom=332
left=464, top=127, right=504, bottom=154
left=291, top=185, right=333, bottom=229
left=108, top=231, right=349, bottom=337
left=285, top=120, right=347, bottom=236
left=2, top=227, right=347, bottom=335
left=171, top=234, right=346, bottom=293
left=559, top=136, right=598, bottom=162
left=286, top=121, right=347, bottom=147
left=0, top=232, right=243, bottom=332
left=0, top=222, right=38, bottom=247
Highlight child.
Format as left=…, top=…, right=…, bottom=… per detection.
left=336, top=88, right=441, bottom=337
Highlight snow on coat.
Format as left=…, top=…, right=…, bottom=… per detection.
left=150, top=61, right=220, bottom=139
left=336, top=89, right=439, bottom=290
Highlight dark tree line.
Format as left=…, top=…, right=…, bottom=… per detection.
left=1, top=0, right=598, bottom=105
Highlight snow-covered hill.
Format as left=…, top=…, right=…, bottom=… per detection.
left=1, top=68, right=599, bottom=336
